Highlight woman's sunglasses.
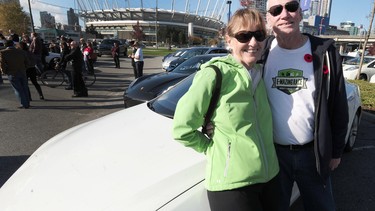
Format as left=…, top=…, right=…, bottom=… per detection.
left=268, top=1, right=300, bottom=17
left=234, top=30, right=266, bottom=43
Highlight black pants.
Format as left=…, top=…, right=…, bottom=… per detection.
left=26, top=67, right=44, bottom=98
left=113, top=56, right=120, bottom=68
left=207, top=175, right=280, bottom=211
left=71, top=69, right=87, bottom=95
left=135, top=61, right=144, bottom=78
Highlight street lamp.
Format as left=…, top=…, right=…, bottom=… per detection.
left=227, top=1, right=232, bottom=23
left=27, top=0, right=35, bottom=33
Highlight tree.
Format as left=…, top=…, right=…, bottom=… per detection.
left=0, top=2, right=31, bottom=36
left=131, top=21, right=145, bottom=41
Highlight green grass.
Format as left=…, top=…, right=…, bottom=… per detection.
left=142, top=48, right=177, bottom=57
left=349, top=80, right=375, bottom=111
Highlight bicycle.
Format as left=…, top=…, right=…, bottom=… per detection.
left=40, top=64, right=96, bottom=88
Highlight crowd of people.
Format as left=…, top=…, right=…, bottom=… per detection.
left=0, top=30, right=98, bottom=108
left=0, top=27, right=146, bottom=109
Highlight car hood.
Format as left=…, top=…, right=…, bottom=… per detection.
left=0, top=104, right=206, bottom=211
left=126, top=72, right=189, bottom=101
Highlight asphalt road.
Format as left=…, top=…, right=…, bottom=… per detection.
left=0, top=55, right=375, bottom=210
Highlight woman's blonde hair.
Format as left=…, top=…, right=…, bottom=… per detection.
left=226, top=8, right=266, bottom=37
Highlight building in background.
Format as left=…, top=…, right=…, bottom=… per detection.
left=40, top=11, right=56, bottom=29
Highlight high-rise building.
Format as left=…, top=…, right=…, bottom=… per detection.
left=67, top=8, right=79, bottom=27
left=241, top=0, right=267, bottom=18
left=40, top=11, right=56, bottom=29
left=319, top=0, right=332, bottom=17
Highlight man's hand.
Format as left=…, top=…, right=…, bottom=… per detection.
left=329, top=158, right=341, bottom=171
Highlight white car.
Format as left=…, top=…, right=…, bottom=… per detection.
left=45, top=52, right=60, bottom=69
left=370, top=74, right=375, bottom=83
left=344, top=58, right=375, bottom=81
left=0, top=74, right=362, bottom=210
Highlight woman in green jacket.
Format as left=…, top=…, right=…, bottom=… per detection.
left=172, top=8, right=280, bottom=211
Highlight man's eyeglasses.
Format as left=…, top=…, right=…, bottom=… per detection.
left=233, top=30, right=266, bottom=43
left=268, top=1, right=300, bottom=17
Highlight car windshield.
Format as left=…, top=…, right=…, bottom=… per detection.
left=343, top=57, right=375, bottom=65
left=148, top=73, right=195, bottom=118
left=180, top=48, right=208, bottom=59
left=172, top=55, right=216, bottom=74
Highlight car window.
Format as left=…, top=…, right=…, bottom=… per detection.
left=209, top=49, right=228, bottom=54
left=172, top=56, right=214, bottom=74
left=344, top=57, right=375, bottom=65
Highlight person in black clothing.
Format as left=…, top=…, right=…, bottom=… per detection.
left=19, top=41, right=45, bottom=100
left=8, top=29, right=19, bottom=43
left=60, top=41, right=88, bottom=97
left=58, top=41, right=73, bottom=90
left=111, top=42, right=120, bottom=68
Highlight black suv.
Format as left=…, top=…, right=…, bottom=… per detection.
left=97, top=39, right=127, bottom=57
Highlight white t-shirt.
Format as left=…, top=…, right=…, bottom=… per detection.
left=134, top=48, right=143, bottom=62
left=264, top=38, right=315, bottom=145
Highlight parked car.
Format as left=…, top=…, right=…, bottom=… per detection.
left=161, top=49, right=184, bottom=63
left=340, top=54, right=357, bottom=63
left=342, top=56, right=375, bottom=71
left=161, top=48, right=189, bottom=69
left=45, top=52, right=61, bottom=70
left=0, top=73, right=361, bottom=210
left=96, top=39, right=127, bottom=57
left=370, top=74, right=375, bottom=83
left=124, top=54, right=227, bottom=107
left=162, top=47, right=229, bottom=71
left=343, top=57, right=375, bottom=81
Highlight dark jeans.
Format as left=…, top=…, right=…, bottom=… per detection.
left=8, top=72, right=30, bottom=107
left=207, top=175, right=280, bottom=211
left=135, top=61, right=144, bottom=78
left=26, top=67, right=44, bottom=98
left=275, top=145, right=335, bottom=211
left=113, top=56, right=120, bottom=68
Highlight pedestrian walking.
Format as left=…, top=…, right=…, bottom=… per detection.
left=0, top=40, right=30, bottom=108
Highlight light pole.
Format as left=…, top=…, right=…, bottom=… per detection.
left=155, top=0, right=158, bottom=49
left=227, top=1, right=232, bottom=23
left=27, top=0, right=35, bottom=33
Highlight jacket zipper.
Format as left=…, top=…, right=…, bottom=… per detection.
left=247, top=69, right=269, bottom=177
left=224, top=142, right=231, bottom=177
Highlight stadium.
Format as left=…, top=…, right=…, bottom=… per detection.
left=76, top=0, right=232, bottom=45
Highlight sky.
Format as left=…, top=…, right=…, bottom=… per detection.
left=19, top=0, right=374, bottom=29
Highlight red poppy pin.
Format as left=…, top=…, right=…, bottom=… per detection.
left=323, top=65, right=329, bottom=75
left=304, top=54, right=313, bottom=63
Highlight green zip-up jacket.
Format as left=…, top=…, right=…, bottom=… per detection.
left=172, top=54, right=279, bottom=191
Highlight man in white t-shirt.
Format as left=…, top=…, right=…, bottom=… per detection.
left=133, top=41, right=144, bottom=78
left=262, top=0, right=349, bottom=210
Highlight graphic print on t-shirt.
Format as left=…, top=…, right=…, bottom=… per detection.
left=272, top=68, right=308, bottom=95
